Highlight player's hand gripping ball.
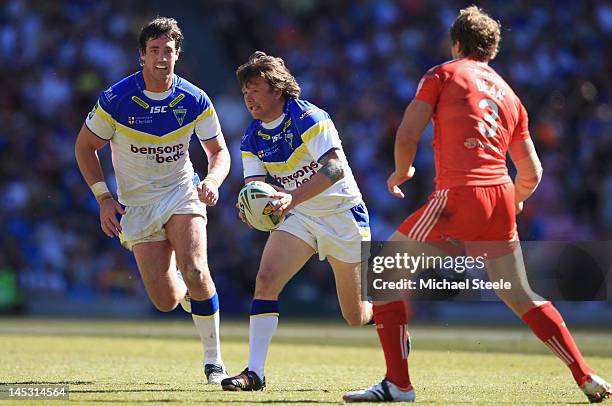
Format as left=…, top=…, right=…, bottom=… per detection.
left=237, top=181, right=285, bottom=231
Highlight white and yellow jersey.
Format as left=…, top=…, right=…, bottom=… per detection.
left=85, top=71, right=221, bottom=206
left=240, top=98, right=361, bottom=217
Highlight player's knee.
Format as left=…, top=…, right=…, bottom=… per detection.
left=254, top=268, right=283, bottom=298
left=343, top=310, right=367, bottom=327
left=497, top=294, right=536, bottom=318
left=151, top=297, right=179, bottom=312
left=181, top=261, right=211, bottom=285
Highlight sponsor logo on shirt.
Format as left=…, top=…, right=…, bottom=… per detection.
left=103, top=88, right=116, bottom=102
left=464, top=138, right=478, bottom=149
left=256, top=145, right=280, bottom=159
left=272, top=161, right=320, bottom=187
left=299, top=109, right=315, bottom=120
left=150, top=106, right=168, bottom=114
left=463, top=138, right=501, bottom=155
left=127, top=116, right=153, bottom=125
left=257, top=119, right=294, bottom=148
left=130, top=143, right=186, bottom=163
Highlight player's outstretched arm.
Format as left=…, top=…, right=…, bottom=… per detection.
left=74, top=124, right=124, bottom=238
left=199, top=135, right=231, bottom=206
left=508, top=138, right=543, bottom=213
left=271, top=148, right=344, bottom=216
left=388, top=99, right=433, bottom=197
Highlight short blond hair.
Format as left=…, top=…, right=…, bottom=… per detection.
left=450, top=6, right=501, bottom=61
left=236, top=51, right=301, bottom=99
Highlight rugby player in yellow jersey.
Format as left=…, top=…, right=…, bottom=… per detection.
left=221, top=52, right=373, bottom=391
left=74, top=17, right=230, bottom=384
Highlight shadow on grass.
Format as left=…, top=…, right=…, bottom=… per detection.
left=68, top=387, right=338, bottom=404
left=71, top=400, right=586, bottom=405
left=3, top=381, right=93, bottom=385
left=70, top=388, right=325, bottom=393
left=79, top=399, right=339, bottom=405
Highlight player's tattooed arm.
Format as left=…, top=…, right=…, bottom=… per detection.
left=318, top=149, right=345, bottom=184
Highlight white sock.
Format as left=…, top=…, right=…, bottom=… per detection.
left=248, top=315, right=278, bottom=379
left=192, top=312, right=222, bottom=366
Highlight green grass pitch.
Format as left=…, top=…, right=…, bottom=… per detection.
left=1, top=318, right=611, bottom=405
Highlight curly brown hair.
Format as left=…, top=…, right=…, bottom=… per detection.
left=236, top=51, right=301, bottom=99
left=450, top=6, right=501, bottom=61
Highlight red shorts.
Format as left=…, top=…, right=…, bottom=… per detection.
left=397, top=183, right=518, bottom=242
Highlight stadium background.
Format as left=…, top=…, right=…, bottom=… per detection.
left=0, top=0, right=610, bottom=322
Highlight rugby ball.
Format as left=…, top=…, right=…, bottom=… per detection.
left=237, top=181, right=284, bottom=232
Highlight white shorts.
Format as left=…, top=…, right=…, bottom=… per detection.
left=119, top=182, right=206, bottom=251
left=276, top=202, right=371, bottom=263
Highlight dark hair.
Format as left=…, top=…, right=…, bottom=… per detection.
left=138, top=17, right=183, bottom=53
left=236, top=51, right=301, bottom=99
left=449, top=6, right=501, bottom=61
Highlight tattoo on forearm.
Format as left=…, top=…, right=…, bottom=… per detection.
left=319, top=155, right=345, bottom=183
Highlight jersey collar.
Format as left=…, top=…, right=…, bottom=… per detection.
left=135, top=70, right=177, bottom=100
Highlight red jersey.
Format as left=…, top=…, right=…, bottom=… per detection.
left=415, top=58, right=530, bottom=189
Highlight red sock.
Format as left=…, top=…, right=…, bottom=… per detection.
left=373, top=301, right=411, bottom=389
left=521, top=302, right=592, bottom=383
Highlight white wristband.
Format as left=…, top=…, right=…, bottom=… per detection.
left=90, top=181, right=110, bottom=199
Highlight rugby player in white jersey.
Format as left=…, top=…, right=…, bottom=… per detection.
left=221, top=52, right=373, bottom=391
left=74, top=17, right=230, bottom=384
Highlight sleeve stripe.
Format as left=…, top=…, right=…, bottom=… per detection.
left=301, top=119, right=334, bottom=143
left=195, top=105, right=215, bottom=122
left=241, top=151, right=258, bottom=159
left=244, top=175, right=267, bottom=181
left=316, top=147, right=339, bottom=162
left=199, top=134, right=219, bottom=142
left=95, top=103, right=115, bottom=126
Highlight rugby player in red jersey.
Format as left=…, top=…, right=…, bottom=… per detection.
left=343, top=6, right=610, bottom=403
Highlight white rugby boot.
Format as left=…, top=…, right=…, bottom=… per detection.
left=205, top=363, right=229, bottom=385
left=579, top=373, right=611, bottom=403
left=343, top=378, right=415, bottom=402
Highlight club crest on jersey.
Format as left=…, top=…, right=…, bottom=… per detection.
left=173, top=108, right=187, bottom=126
left=285, top=131, right=294, bottom=149
left=282, top=119, right=294, bottom=149
left=464, top=138, right=478, bottom=149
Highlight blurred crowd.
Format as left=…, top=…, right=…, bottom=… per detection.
left=0, top=0, right=610, bottom=313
